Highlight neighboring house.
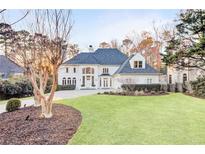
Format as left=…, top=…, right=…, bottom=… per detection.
left=167, top=66, right=205, bottom=84
left=58, top=48, right=162, bottom=89
left=0, top=55, right=24, bottom=79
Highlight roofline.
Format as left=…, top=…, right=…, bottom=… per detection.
left=61, top=64, right=121, bottom=67
left=114, top=73, right=162, bottom=76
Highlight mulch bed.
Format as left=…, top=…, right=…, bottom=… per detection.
left=0, top=104, right=82, bottom=145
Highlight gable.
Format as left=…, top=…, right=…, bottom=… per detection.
left=115, top=54, right=159, bottom=74
left=129, top=53, right=145, bottom=69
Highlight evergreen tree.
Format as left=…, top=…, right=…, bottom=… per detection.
left=162, top=9, right=205, bottom=71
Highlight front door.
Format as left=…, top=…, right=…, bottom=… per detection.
left=103, top=78, right=109, bottom=88
left=86, top=76, right=92, bottom=88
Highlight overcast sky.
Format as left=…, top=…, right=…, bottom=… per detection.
left=1, top=9, right=180, bottom=53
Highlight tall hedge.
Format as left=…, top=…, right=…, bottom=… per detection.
left=0, top=79, right=76, bottom=100
left=0, top=80, right=33, bottom=100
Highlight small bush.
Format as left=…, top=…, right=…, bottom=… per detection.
left=6, top=98, right=21, bottom=112
left=57, top=85, right=76, bottom=90
left=103, top=91, right=109, bottom=94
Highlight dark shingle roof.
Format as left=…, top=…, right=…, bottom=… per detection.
left=0, top=55, right=24, bottom=78
left=64, top=48, right=128, bottom=65
left=115, top=55, right=159, bottom=74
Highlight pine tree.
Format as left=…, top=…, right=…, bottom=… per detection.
left=162, top=9, right=205, bottom=71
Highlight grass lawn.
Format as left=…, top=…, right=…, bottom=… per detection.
left=58, top=93, right=205, bottom=144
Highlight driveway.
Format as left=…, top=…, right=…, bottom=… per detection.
left=0, top=89, right=111, bottom=113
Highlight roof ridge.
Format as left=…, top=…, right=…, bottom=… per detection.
left=114, top=55, right=133, bottom=74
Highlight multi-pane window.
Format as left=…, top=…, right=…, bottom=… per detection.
left=139, top=61, right=142, bottom=68
left=82, top=76, right=85, bottom=86
left=103, top=68, right=109, bottom=74
left=62, top=77, right=66, bottom=85
left=169, top=75, right=172, bottom=84
left=183, top=73, right=187, bottom=83
left=134, top=61, right=143, bottom=68
left=82, top=67, right=94, bottom=74
left=66, top=67, right=69, bottom=73
left=92, top=76, right=95, bottom=86
left=72, top=77, right=76, bottom=85
left=67, top=77, right=71, bottom=85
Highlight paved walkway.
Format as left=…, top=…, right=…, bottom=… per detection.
left=0, top=89, right=111, bottom=113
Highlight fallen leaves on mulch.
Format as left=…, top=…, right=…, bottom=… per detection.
left=0, top=104, right=82, bottom=145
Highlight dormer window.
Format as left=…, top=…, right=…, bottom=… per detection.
left=134, top=61, right=143, bottom=68
left=103, top=68, right=109, bottom=74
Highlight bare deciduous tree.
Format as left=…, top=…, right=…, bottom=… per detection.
left=7, top=10, right=73, bottom=118
left=67, top=43, right=79, bottom=59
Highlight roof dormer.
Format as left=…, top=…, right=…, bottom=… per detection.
left=129, top=53, right=145, bottom=69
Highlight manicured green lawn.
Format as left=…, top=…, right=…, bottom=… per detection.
left=59, top=93, right=205, bottom=144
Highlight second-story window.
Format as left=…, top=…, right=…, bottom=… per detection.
left=103, top=68, right=109, bottom=74
left=134, top=61, right=143, bottom=68
left=66, top=67, right=69, bottom=73
left=82, top=67, right=94, bottom=74
left=73, top=67, right=76, bottom=73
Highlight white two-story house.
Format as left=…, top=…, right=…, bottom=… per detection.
left=58, top=48, right=161, bottom=89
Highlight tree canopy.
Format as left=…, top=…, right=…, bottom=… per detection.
left=162, top=9, right=205, bottom=71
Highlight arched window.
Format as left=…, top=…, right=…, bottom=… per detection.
left=72, top=77, right=76, bottom=85
left=62, top=77, right=66, bottom=85
left=67, top=77, right=71, bottom=85
left=183, top=73, right=187, bottom=83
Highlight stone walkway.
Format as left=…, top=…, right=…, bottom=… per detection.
left=0, top=89, right=111, bottom=113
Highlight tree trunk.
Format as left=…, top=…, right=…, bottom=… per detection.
left=40, top=68, right=58, bottom=118
left=40, top=98, right=53, bottom=118
left=33, top=90, right=41, bottom=106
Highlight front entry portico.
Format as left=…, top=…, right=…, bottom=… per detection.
left=99, top=76, right=112, bottom=89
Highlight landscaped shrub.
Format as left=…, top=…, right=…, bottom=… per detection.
left=0, top=80, right=33, bottom=100
left=160, top=84, right=168, bottom=92
left=57, top=85, right=76, bottom=90
left=191, top=76, right=205, bottom=97
left=167, top=84, right=176, bottom=92
left=121, top=84, right=161, bottom=92
left=0, top=78, right=57, bottom=100
left=6, top=98, right=21, bottom=112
